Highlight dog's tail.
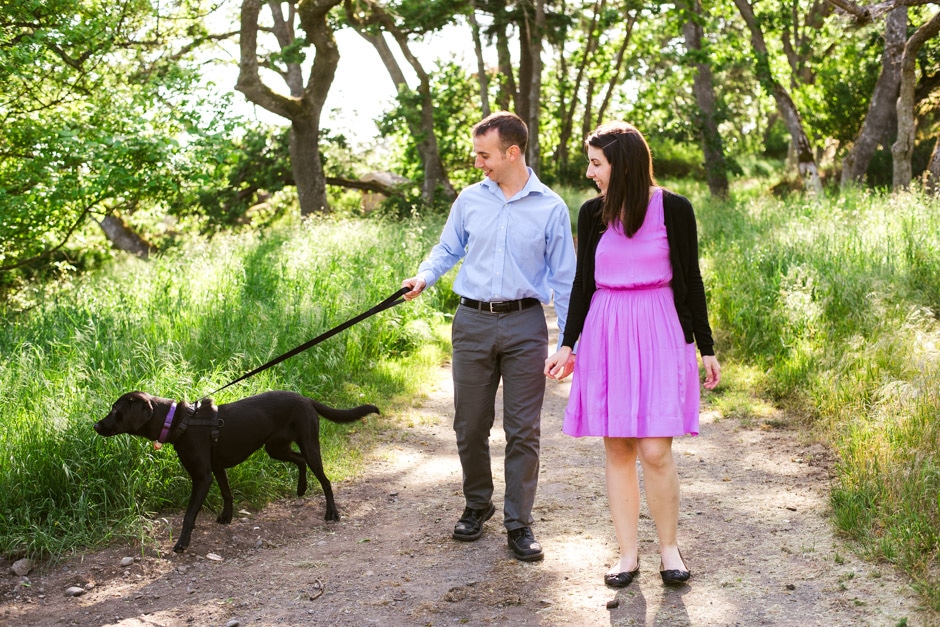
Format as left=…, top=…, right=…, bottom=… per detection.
left=310, top=400, right=380, bottom=424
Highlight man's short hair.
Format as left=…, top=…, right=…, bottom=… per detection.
left=472, top=111, right=528, bottom=154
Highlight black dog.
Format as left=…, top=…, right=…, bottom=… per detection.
left=95, top=390, right=379, bottom=552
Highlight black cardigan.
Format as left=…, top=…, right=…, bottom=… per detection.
left=561, top=190, right=716, bottom=357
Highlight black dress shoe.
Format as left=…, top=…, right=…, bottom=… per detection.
left=604, top=563, right=640, bottom=588
left=659, top=562, right=691, bottom=585
left=507, top=526, right=544, bottom=562
left=452, top=502, right=496, bottom=541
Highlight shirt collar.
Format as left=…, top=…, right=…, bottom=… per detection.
left=480, top=167, right=547, bottom=201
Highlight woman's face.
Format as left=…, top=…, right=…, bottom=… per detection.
left=586, top=144, right=611, bottom=194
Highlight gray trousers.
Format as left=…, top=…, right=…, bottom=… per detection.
left=451, top=303, right=548, bottom=531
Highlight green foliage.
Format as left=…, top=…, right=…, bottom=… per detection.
left=376, top=60, right=479, bottom=211
left=648, top=138, right=706, bottom=180
left=193, top=125, right=294, bottom=228
left=697, top=187, right=940, bottom=609
left=802, top=28, right=882, bottom=144
left=375, top=0, right=470, bottom=34
left=0, top=0, right=237, bottom=273
left=0, top=214, right=450, bottom=558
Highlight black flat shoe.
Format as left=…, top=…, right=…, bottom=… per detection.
left=604, top=563, right=639, bottom=588
left=452, top=502, right=496, bottom=541
left=659, top=561, right=690, bottom=586
left=507, top=526, right=544, bottom=561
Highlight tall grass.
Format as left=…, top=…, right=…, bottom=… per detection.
left=697, top=186, right=940, bottom=610
left=3, top=181, right=939, bottom=613
left=0, top=214, right=451, bottom=559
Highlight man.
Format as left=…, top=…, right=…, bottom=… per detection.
left=402, top=111, right=576, bottom=562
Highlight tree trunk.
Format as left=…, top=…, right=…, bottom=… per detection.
left=596, top=10, right=636, bottom=127
left=268, top=1, right=304, bottom=96
left=345, top=1, right=456, bottom=203
left=555, top=0, right=603, bottom=174
left=553, top=25, right=570, bottom=171
left=468, top=2, right=491, bottom=118
left=235, top=0, right=341, bottom=215
left=492, top=1, right=517, bottom=112
left=522, top=0, right=546, bottom=172
left=290, top=117, right=329, bottom=213
left=517, top=4, right=534, bottom=128
left=841, top=8, right=906, bottom=187
left=581, top=77, right=596, bottom=142
left=681, top=0, right=729, bottom=198
left=734, top=0, right=822, bottom=194
left=781, top=0, right=832, bottom=87
left=98, top=214, right=153, bottom=258
left=924, top=134, right=940, bottom=192
left=892, top=10, right=940, bottom=190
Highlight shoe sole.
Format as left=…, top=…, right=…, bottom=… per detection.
left=452, top=503, right=496, bottom=542
left=512, top=550, right=544, bottom=562
left=660, top=571, right=691, bottom=586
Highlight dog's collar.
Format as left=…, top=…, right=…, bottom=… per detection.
left=154, top=402, right=178, bottom=450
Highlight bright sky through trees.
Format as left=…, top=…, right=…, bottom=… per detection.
left=224, top=22, right=483, bottom=146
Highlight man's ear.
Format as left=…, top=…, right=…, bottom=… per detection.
left=506, top=144, right=521, bottom=160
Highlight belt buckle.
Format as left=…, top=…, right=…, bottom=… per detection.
left=487, top=301, right=501, bottom=313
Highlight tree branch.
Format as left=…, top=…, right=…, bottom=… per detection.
left=235, top=0, right=305, bottom=119
left=826, top=0, right=934, bottom=24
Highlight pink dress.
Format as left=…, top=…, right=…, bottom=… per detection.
left=563, top=189, right=700, bottom=438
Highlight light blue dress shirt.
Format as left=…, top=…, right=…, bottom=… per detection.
left=417, top=168, right=577, bottom=343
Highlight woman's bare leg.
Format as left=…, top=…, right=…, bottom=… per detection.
left=637, top=437, right=687, bottom=571
left=603, top=437, right=640, bottom=573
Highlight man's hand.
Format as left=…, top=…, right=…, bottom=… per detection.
left=402, top=276, right=426, bottom=301
left=544, top=346, right=575, bottom=380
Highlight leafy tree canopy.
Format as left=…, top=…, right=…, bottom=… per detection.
left=0, top=0, right=233, bottom=273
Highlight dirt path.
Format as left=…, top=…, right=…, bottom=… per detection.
left=1, top=307, right=930, bottom=626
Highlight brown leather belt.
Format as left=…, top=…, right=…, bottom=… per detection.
left=459, top=297, right=540, bottom=314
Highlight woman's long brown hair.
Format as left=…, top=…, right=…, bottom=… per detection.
left=586, top=122, right=657, bottom=237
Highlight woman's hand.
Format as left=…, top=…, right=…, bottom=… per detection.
left=545, top=346, right=575, bottom=380
left=702, top=355, right=721, bottom=390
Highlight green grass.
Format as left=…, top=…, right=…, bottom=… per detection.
left=2, top=181, right=939, bottom=615
left=697, top=185, right=940, bottom=611
left=536, top=179, right=939, bottom=614
left=0, top=213, right=452, bottom=559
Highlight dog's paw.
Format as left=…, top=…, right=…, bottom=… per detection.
left=172, top=542, right=188, bottom=553
left=324, top=509, right=340, bottom=522
left=217, top=513, right=233, bottom=525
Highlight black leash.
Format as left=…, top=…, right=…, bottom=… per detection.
left=208, top=287, right=410, bottom=396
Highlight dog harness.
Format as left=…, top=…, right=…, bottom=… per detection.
left=168, top=399, right=222, bottom=448
left=152, top=400, right=222, bottom=449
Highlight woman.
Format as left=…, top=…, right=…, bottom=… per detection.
left=545, top=122, right=720, bottom=588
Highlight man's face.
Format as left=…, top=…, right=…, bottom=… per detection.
left=473, top=129, right=513, bottom=184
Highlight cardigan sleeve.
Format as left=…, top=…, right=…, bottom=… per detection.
left=561, top=198, right=601, bottom=348
left=668, top=193, right=716, bottom=357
